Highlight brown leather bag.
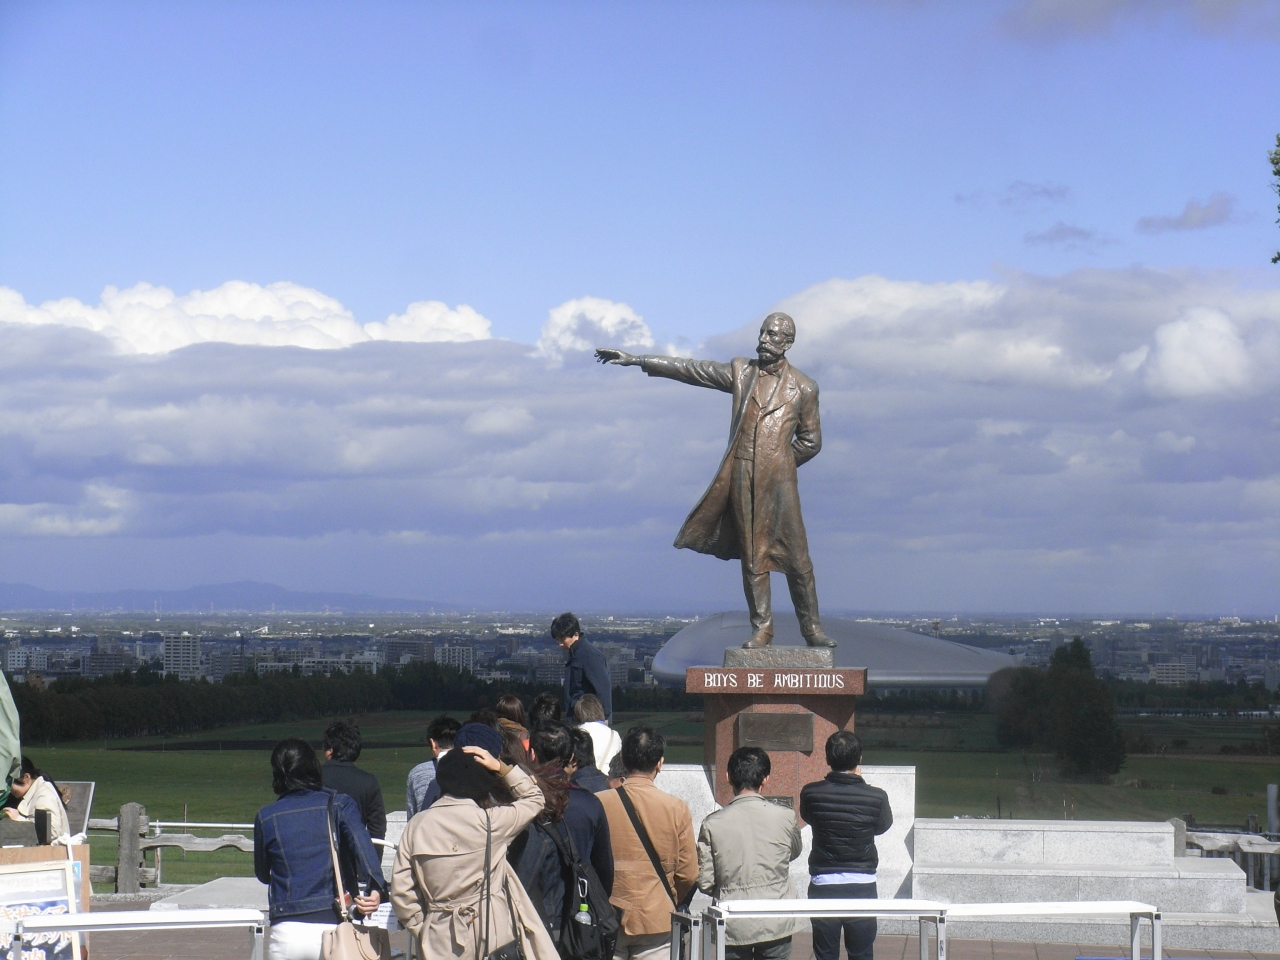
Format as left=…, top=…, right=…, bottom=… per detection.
left=320, top=792, right=391, bottom=960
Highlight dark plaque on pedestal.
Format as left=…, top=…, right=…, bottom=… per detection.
left=737, top=712, right=814, bottom=752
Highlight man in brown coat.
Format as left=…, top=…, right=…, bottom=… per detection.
left=596, top=313, right=836, bottom=649
left=598, top=725, right=698, bottom=960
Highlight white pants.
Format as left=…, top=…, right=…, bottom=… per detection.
left=269, top=921, right=337, bottom=960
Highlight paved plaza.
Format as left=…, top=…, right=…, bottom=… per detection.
left=77, top=910, right=1280, bottom=960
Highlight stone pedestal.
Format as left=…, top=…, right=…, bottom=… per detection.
left=686, top=648, right=866, bottom=822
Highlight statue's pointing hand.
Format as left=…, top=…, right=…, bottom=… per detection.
left=595, top=348, right=638, bottom=366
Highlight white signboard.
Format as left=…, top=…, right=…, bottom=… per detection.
left=0, top=860, right=81, bottom=960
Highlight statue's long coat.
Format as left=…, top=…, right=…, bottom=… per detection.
left=639, top=354, right=821, bottom=575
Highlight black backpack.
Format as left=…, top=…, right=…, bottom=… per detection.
left=536, top=821, right=620, bottom=960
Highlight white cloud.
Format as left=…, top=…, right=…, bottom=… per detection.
left=765, top=274, right=1109, bottom=388
left=4, top=268, right=1280, bottom=611
left=0, top=281, right=491, bottom=354
left=755, top=272, right=1280, bottom=399
left=535, top=296, right=654, bottom=361
left=0, top=484, right=132, bottom=537
left=364, top=300, right=491, bottom=343
left=1142, top=308, right=1252, bottom=397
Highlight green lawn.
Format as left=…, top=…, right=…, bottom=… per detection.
left=23, top=709, right=1280, bottom=888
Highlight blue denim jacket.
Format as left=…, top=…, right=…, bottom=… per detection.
left=254, top=787, right=386, bottom=921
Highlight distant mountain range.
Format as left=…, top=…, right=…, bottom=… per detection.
left=0, top=580, right=451, bottom=614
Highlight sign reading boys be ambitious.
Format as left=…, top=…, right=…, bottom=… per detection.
left=685, top=667, right=865, bottom=695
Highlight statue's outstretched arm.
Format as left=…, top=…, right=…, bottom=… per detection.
left=595, top=348, right=733, bottom=393
left=594, top=348, right=640, bottom=366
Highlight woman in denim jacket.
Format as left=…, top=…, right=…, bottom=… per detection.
left=255, top=738, right=387, bottom=960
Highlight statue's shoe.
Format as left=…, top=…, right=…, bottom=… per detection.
left=743, top=630, right=774, bottom=648
left=804, top=632, right=838, bottom=648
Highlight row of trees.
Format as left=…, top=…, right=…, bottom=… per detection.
left=13, top=662, right=541, bottom=743
left=10, top=661, right=703, bottom=744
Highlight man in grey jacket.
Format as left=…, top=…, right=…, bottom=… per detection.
left=697, top=747, right=804, bottom=960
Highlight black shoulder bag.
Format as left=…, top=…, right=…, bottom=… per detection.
left=616, top=786, right=693, bottom=911
left=482, top=809, right=527, bottom=960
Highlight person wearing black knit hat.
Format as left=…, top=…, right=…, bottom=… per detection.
left=391, top=741, right=560, bottom=960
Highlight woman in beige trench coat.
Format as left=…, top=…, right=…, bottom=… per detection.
left=391, top=741, right=559, bottom=960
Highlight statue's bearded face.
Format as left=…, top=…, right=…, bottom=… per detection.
left=757, top=316, right=795, bottom=363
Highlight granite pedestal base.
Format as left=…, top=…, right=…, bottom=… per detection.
left=686, top=647, right=867, bottom=818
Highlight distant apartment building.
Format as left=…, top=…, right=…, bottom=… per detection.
left=435, top=644, right=475, bottom=674
left=493, top=636, right=521, bottom=658
left=384, top=638, right=434, bottom=666
left=163, top=635, right=202, bottom=680
left=1151, top=662, right=1188, bottom=686
left=609, top=659, right=639, bottom=687
left=1265, top=662, right=1280, bottom=692
left=5, top=647, right=26, bottom=672
left=208, top=647, right=245, bottom=681
left=300, top=651, right=382, bottom=677
left=82, top=648, right=131, bottom=678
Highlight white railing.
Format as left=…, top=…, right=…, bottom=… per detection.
left=691, top=899, right=947, bottom=960
left=0, top=907, right=266, bottom=960
left=946, top=901, right=1160, bottom=960
left=677, top=899, right=1161, bottom=960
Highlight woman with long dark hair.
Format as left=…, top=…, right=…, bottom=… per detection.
left=254, top=738, right=386, bottom=959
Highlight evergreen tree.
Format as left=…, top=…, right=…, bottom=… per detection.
left=1272, top=133, right=1280, bottom=265
left=991, top=638, right=1126, bottom=780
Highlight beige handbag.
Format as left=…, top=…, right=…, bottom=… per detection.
left=320, top=792, right=392, bottom=960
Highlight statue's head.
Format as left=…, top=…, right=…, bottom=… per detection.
left=757, top=312, right=796, bottom=364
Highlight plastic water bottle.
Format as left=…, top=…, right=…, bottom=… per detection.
left=573, top=903, right=593, bottom=925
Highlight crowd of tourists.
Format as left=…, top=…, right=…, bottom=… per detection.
left=253, top=612, right=894, bottom=960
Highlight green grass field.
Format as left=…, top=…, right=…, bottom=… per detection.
left=23, top=709, right=1280, bottom=888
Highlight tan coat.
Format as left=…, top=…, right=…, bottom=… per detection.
left=697, top=794, right=803, bottom=944
left=597, top=776, right=698, bottom=937
left=16, top=777, right=70, bottom=841
left=391, top=767, right=559, bottom=960
left=640, top=355, right=820, bottom=575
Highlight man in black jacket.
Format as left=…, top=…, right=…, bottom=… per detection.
left=320, top=719, right=386, bottom=840
left=554, top=612, right=613, bottom=721
left=798, top=732, right=892, bottom=960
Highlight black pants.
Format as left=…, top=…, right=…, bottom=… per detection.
left=808, top=880, right=877, bottom=960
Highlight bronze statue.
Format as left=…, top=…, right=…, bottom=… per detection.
left=596, top=312, right=836, bottom=649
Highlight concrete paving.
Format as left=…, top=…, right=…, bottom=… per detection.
left=75, top=918, right=1280, bottom=960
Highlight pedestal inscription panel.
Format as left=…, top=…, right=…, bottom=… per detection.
left=738, top=712, right=814, bottom=752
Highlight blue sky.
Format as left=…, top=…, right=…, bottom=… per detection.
left=1, top=1, right=1279, bottom=614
